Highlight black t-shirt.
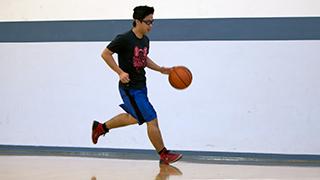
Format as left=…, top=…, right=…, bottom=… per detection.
left=107, top=30, right=149, bottom=89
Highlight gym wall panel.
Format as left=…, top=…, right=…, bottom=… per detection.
left=1, top=40, right=320, bottom=154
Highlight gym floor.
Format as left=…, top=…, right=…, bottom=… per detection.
left=1, top=155, right=320, bottom=180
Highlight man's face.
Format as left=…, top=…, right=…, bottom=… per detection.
left=138, top=14, right=154, bottom=34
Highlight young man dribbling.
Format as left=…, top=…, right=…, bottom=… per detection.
left=91, top=6, right=182, bottom=164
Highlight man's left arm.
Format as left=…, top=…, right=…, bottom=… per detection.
left=146, top=57, right=171, bottom=74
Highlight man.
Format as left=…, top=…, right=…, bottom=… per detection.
left=91, top=6, right=182, bottom=164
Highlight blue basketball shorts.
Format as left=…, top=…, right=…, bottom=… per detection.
left=119, top=86, right=157, bottom=125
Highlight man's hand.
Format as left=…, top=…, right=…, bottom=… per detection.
left=119, top=72, right=130, bottom=83
left=160, top=66, right=172, bottom=75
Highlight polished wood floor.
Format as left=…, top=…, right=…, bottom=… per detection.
left=1, top=156, right=320, bottom=180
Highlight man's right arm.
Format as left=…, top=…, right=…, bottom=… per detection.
left=101, top=48, right=130, bottom=83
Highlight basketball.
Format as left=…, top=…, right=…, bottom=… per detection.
left=168, top=66, right=192, bottom=90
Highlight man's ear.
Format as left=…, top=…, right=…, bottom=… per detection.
left=135, top=19, right=141, bottom=25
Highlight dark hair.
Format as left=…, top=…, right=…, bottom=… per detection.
left=132, top=6, right=154, bottom=27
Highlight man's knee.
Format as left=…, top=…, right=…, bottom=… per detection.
left=147, top=118, right=159, bottom=127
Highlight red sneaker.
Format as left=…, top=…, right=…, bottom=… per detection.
left=91, top=121, right=106, bottom=144
left=160, top=151, right=183, bottom=164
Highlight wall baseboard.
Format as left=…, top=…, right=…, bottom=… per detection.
left=1, top=145, right=319, bottom=166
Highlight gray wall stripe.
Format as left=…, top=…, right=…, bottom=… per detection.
left=0, top=17, right=320, bottom=42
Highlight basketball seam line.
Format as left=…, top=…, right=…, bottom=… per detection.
left=173, top=68, right=188, bottom=88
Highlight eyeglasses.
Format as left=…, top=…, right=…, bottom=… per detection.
left=142, top=20, right=154, bottom=25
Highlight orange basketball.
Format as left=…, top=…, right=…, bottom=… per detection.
left=169, top=66, right=192, bottom=90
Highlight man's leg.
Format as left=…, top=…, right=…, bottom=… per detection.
left=92, top=113, right=137, bottom=144
left=106, top=113, right=137, bottom=129
left=146, top=118, right=183, bottom=164
left=146, top=118, right=165, bottom=152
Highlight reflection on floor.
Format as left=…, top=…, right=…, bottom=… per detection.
left=1, top=156, right=320, bottom=180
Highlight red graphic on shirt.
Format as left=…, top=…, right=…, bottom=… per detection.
left=133, top=46, right=148, bottom=70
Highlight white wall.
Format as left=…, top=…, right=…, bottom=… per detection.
left=1, top=41, right=320, bottom=154
left=1, top=0, right=320, bottom=21
left=1, top=0, right=320, bottom=155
